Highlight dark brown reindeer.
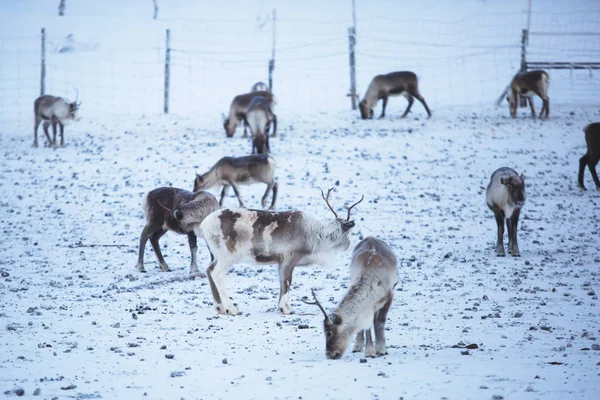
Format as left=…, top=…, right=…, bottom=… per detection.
left=33, top=91, right=81, bottom=147
left=303, top=237, right=398, bottom=360
left=194, top=154, right=278, bottom=210
left=135, top=187, right=218, bottom=275
left=507, top=70, right=550, bottom=119
left=245, top=96, right=278, bottom=155
left=198, top=188, right=364, bottom=315
left=358, top=71, right=431, bottom=120
left=578, top=122, right=600, bottom=191
left=223, top=91, right=276, bottom=138
left=486, top=167, right=526, bottom=257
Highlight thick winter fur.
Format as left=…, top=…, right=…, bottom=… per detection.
left=250, top=81, right=269, bottom=92
left=136, top=187, right=218, bottom=274
left=508, top=70, right=550, bottom=119
left=200, top=207, right=357, bottom=315
left=578, top=122, right=600, bottom=191
left=245, top=96, right=278, bottom=155
left=359, top=71, right=431, bottom=120
left=223, top=91, right=275, bottom=138
left=486, top=167, right=526, bottom=256
left=314, top=237, right=398, bottom=359
left=194, top=154, right=278, bottom=210
left=34, top=95, right=80, bottom=147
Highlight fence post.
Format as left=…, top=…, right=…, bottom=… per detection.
left=348, top=27, right=357, bottom=110
left=40, top=28, right=46, bottom=96
left=268, top=9, right=276, bottom=93
left=519, top=28, right=528, bottom=107
left=164, top=29, right=171, bottom=114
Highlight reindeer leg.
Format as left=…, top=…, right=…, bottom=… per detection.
left=149, top=229, right=170, bottom=271
left=379, top=96, right=388, bottom=119
left=364, top=329, right=376, bottom=357
left=206, top=255, right=223, bottom=311
left=588, top=158, right=600, bottom=190
left=278, top=254, right=300, bottom=314
left=493, top=207, right=506, bottom=256
left=414, top=93, right=431, bottom=118
left=374, top=294, right=393, bottom=355
left=543, top=96, right=550, bottom=119
left=219, top=185, right=230, bottom=207
left=401, top=95, right=414, bottom=118
left=187, top=232, right=204, bottom=276
left=34, top=116, right=42, bottom=147
left=136, top=224, right=157, bottom=272
left=578, top=154, right=589, bottom=190
left=352, top=330, right=365, bottom=353
left=527, top=97, right=536, bottom=120
left=506, top=214, right=514, bottom=253
left=210, top=256, right=238, bottom=315
left=59, top=121, right=65, bottom=147
left=271, top=114, right=277, bottom=137
left=242, top=118, right=248, bottom=138
left=261, top=183, right=273, bottom=209
left=509, top=208, right=521, bottom=256
left=268, top=182, right=278, bottom=210
left=51, top=118, right=58, bottom=147
left=227, top=181, right=244, bottom=208
left=42, top=121, right=52, bottom=147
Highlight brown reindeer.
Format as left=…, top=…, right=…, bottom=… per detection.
left=578, top=122, right=600, bottom=191
left=135, top=187, right=218, bottom=275
left=223, top=91, right=276, bottom=138
left=245, top=96, right=278, bottom=155
left=507, top=70, right=550, bottom=119
left=359, top=71, right=431, bottom=120
left=34, top=93, right=81, bottom=147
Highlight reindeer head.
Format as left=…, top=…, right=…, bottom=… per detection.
left=302, top=289, right=352, bottom=359
left=194, top=174, right=207, bottom=192
left=222, top=113, right=236, bottom=137
left=321, top=187, right=363, bottom=233
left=507, top=93, right=518, bottom=117
left=68, top=88, right=82, bottom=121
left=253, top=133, right=268, bottom=155
left=500, top=174, right=526, bottom=207
left=358, top=100, right=373, bottom=120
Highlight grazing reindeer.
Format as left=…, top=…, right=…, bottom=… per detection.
left=303, top=237, right=398, bottom=359
left=223, top=91, right=275, bottom=138
left=508, top=70, right=550, bottom=119
left=245, top=96, right=278, bottom=154
left=359, top=71, right=431, bottom=120
left=33, top=92, right=81, bottom=147
left=578, top=122, right=600, bottom=191
left=194, top=154, right=278, bottom=210
left=136, top=187, right=218, bottom=275
left=486, top=167, right=526, bottom=257
left=251, top=81, right=269, bottom=92
left=199, top=188, right=363, bottom=315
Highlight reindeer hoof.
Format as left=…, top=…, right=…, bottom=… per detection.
left=364, top=348, right=376, bottom=358
left=496, top=250, right=506, bottom=257
left=33, top=143, right=38, bottom=148
left=136, top=263, right=146, bottom=273
left=376, top=349, right=388, bottom=356
left=159, top=264, right=171, bottom=272
left=189, top=271, right=206, bottom=279
left=352, top=344, right=363, bottom=353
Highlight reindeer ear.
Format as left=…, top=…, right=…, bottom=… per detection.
left=519, top=173, right=525, bottom=181
left=329, top=313, right=342, bottom=325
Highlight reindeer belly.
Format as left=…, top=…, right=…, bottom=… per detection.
left=519, top=88, right=533, bottom=97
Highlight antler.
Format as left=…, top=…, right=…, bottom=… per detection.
left=301, top=288, right=329, bottom=320
left=346, top=195, right=364, bottom=221
left=321, top=187, right=339, bottom=219
left=156, top=199, right=173, bottom=213
left=74, top=87, right=79, bottom=104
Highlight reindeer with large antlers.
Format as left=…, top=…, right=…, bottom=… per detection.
left=303, top=236, right=398, bottom=359
left=198, top=188, right=363, bottom=315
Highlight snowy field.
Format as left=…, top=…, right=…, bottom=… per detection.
left=1, top=1, right=600, bottom=399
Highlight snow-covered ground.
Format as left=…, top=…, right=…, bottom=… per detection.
left=1, top=1, right=600, bottom=399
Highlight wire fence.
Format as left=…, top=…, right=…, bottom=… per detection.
left=1, top=10, right=599, bottom=130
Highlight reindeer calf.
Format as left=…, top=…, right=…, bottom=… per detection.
left=223, top=91, right=275, bottom=138
left=194, top=154, right=278, bottom=210
left=246, top=96, right=278, bottom=155
left=508, top=70, right=549, bottom=119
left=486, top=167, right=526, bottom=257
left=34, top=94, right=81, bottom=147
left=198, top=188, right=363, bottom=315
left=359, top=71, right=431, bottom=120
left=136, top=187, right=218, bottom=274
left=303, top=237, right=398, bottom=359
left=578, top=122, right=600, bottom=191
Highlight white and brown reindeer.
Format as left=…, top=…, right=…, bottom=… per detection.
left=507, top=70, right=550, bottom=119
left=578, top=122, right=600, bottom=191
left=245, top=95, right=278, bottom=155
left=250, top=81, right=269, bottom=92
left=194, top=154, right=278, bottom=210
left=135, top=187, right=218, bottom=275
left=33, top=91, right=81, bottom=147
left=198, top=188, right=364, bottom=315
left=302, top=237, right=398, bottom=360
left=223, top=91, right=276, bottom=138
left=358, top=71, right=431, bottom=120
left=486, top=167, right=526, bottom=257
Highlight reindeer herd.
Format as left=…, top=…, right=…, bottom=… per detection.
left=32, top=69, right=600, bottom=360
